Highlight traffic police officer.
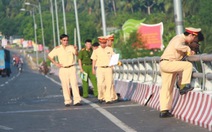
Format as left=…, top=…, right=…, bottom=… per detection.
left=159, top=27, right=201, bottom=118
left=78, top=39, right=98, bottom=98
left=106, top=34, right=118, bottom=102
left=91, top=36, right=114, bottom=103
left=48, top=34, right=81, bottom=107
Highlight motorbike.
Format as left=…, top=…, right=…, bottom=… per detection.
left=12, top=60, right=16, bottom=66
left=38, top=66, right=49, bottom=75
left=17, top=63, right=23, bottom=73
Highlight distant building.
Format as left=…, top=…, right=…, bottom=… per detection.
left=101, top=27, right=120, bottom=35
left=106, top=27, right=120, bottom=35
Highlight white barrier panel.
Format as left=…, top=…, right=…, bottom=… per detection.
left=173, top=92, right=212, bottom=131
left=114, top=81, right=212, bottom=131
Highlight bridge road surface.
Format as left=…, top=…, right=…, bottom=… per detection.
left=0, top=51, right=209, bottom=132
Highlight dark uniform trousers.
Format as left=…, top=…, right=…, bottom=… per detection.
left=82, top=64, right=98, bottom=97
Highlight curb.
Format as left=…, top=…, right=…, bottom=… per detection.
left=114, top=80, right=212, bottom=131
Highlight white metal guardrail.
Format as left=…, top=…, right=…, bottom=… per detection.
left=114, top=54, right=212, bottom=92
left=44, top=52, right=212, bottom=92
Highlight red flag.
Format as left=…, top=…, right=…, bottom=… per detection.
left=138, top=22, right=164, bottom=49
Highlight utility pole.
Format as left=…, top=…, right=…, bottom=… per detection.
left=38, top=2, right=46, bottom=61
left=50, top=0, right=56, bottom=48
left=173, top=0, right=183, bottom=34
left=62, top=0, right=67, bottom=34
left=100, top=0, right=107, bottom=36
left=55, top=0, right=60, bottom=46
left=32, top=8, right=39, bottom=65
left=73, top=0, right=81, bottom=50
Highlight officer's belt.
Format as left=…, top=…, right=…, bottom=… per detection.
left=63, top=65, right=74, bottom=68
left=100, top=66, right=111, bottom=68
left=160, top=59, right=169, bottom=62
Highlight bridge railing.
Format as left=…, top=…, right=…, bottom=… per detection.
left=114, top=54, right=212, bottom=92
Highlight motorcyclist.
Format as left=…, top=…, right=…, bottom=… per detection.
left=19, top=57, right=24, bottom=64
left=12, top=57, right=16, bottom=66
left=39, top=60, right=49, bottom=75
left=17, top=60, right=23, bottom=72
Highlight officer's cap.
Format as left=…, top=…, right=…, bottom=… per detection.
left=107, top=34, right=114, bottom=41
left=98, top=36, right=108, bottom=43
left=185, top=27, right=201, bottom=36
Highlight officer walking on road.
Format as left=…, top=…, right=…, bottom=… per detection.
left=78, top=39, right=98, bottom=98
left=48, top=34, right=82, bottom=107
left=159, top=27, right=201, bottom=118
left=91, top=36, right=114, bottom=104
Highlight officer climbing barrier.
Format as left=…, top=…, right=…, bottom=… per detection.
left=113, top=54, right=212, bottom=131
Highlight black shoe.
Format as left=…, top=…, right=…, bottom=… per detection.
left=65, top=104, right=70, bottom=107
left=98, top=100, right=104, bottom=104
left=112, top=99, right=118, bottom=103
left=74, top=103, right=82, bottom=106
left=179, top=84, right=194, bottom=95
left=159, top=111, right=173, bottom=118
left=106, top=101, right=113, bottom=104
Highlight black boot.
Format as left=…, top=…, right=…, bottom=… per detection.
left=179, top=84, right=194, bottom=95
left=159, top=110, right=173, bottom=118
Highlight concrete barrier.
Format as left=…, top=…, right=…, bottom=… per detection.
left=114, top=80, right=212, bottom=131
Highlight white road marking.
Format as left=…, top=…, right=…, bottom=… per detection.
left=0, top=72, right=20, bottom=86
left=45, top=95, right=63, bottom=98
left=82, top=98, right=137, bottom=132
left=45, top=75, right=137, bottom=132
left=0, top=125, right=13, bottom=130
left=0, top=104, right=140, bottom=114
left=0, top=108, right=71, bottom=114
left=45, top=76, right=61, bottom=86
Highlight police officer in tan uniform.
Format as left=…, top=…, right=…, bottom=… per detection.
left=106, top=34, right=118, bottom=102
left=48, top=34, right=82, bottom=107
left=159, top=27, right=201, bottom=118
left=91, top=36, right=114, bottom=104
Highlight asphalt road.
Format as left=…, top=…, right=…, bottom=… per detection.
left=0, top=50, right=209, bottom=132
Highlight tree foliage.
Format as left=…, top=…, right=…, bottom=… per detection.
left=0, top=0, right=212, bottom=57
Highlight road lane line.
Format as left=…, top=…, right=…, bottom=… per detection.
left=45, top=76, right=61, bottom=86
left=0, top=125, right=13, bottom=130
left=45, top=75, right=137, bottom=132
left=0, top=72, right=20, bottom=86
left=82, top=98, right=137, bottom=132
left=0, top=104, right=140, bottom=114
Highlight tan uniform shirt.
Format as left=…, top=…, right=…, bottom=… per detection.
left=91, top=46, right=114, bottom=66
left=48, top=45, right=76, bottom=66
left=161, top=34, right=191, bottom=61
